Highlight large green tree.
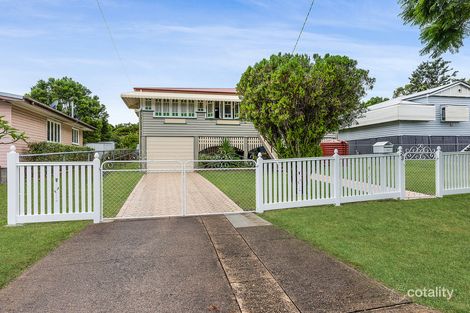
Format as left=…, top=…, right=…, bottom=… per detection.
left=393, top=57, right=458, bottom=97
left=26, top=77, right=112, bottom=143
left=237, top=53, right=374, bottom=158
left=110, top=123, right=139, bottom=149
left=363, top=96, right=389, bottom=107
left=399, top=0, right=470, bottom=57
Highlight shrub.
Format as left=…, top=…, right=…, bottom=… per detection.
left=24, top=142, right=93, bottom=161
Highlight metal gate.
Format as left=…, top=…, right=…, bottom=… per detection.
left=101, top=159, right=256, bottom=219
left=403, top=145, right=437, bottom=199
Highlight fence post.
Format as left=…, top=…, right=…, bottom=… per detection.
left=7, top=145, right=19, bottom=226
left=435, top=146, right=444, bottom=197
left=397, top=146, right=406, bottom=199
left=92, top=153, right=101, bottom=223
left=333, top=149, right=341, bottom=206
left=255, top=152, right=264, bottom=213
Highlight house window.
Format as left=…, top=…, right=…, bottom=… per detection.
left=180, top=100, right=188, bottom=117
left=72, top=128, right=79, bottom=145
left=234, top=102, right=240, bottom=119
left=224, top=101, right=233, bottom=119
left=47, top=120, right=61, bottom=143
left=197, top=100, right=205, bottom=112
left=144, top=98, right=153, bottom=110
left=171, top=99, right=179, bottom=116
left=162, top=99, right=170, bottom=116
left=155, top=99, right=163, bottom=116
left=207, top=101, right=214, bottom=118
left=188, top=100, right=195, bottom=117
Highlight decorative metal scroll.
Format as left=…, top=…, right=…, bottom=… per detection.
left=403, top=145, right=436, bottom=160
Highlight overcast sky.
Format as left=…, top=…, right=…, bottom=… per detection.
left=1, top=0, right=469, bottom=124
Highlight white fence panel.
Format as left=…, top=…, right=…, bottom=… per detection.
left=440, top=150, right=470, bottom=196
left=256, top=150, right=401, bottom=212
left=7, top=146, right=101, bottom=225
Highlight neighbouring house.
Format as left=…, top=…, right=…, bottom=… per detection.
left=121, top=87, right=266, bottom=162
left=0, top=92, right=95, bottom=180
left=339, top=81, right=470, bottom=154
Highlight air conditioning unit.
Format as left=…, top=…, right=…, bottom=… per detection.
left=441, top=105, right=469, bottom=122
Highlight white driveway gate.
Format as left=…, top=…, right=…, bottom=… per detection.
left=7, top=146, right=101, bottom=226
left=101, top=159, right=256, bottom=219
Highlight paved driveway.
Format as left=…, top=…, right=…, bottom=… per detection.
left=117, top=173, right=243, bottom=218
left=0, top=215, right=434, bottom=313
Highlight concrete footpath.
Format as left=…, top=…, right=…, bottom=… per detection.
left=0, top=215, right=435, bottom=313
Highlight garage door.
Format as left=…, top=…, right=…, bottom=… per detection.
left=146, top=137, right=194, bottom=170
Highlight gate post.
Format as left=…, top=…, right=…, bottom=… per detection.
left=435, top=146, right=444, bottom=197
left=333, top=149, right=341, bottom=206
left=7, top=145, right=19, bottom=226
left=255, top=152, right=264, bottom=213
left=93, top=153, right=102, bottom=223
left=397, top=146, right=406, bottom=199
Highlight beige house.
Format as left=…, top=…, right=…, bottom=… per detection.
left=0, top=92, right=94, bottom=169
left=121, top=87, right=265, bottom=161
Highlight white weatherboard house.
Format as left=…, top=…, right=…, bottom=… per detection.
left=339, top=81, right=470, bottom=154
left=121, top=87, right=265, bottom=161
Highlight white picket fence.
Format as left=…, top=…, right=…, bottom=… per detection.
left=7, top=146, right=101, bottom=225
left=437, top=148, right=470, bottom=196
left=255, top=150, right=402, bottom=212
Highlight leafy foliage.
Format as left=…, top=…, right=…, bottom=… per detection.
left=362, top=96, right=389, bottom=107
left=110, top=123, right=139, bottom=149
left=26, top=77, right=112, bottom=143
left=25, top=142, right=93, bottom=161
left=399, top=0, right=470, bottom=57
left=237, top=53, right=374, bottom=158
left=198, top=139, right=243, bottom=168
left=393, top=57, right=458, bottom=97
left=0, top=116, right=27, bottom=144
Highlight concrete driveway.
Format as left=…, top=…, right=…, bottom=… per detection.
left=117, top=172, right=243, bottom=218
left=0, top=215, right=434, bottom=313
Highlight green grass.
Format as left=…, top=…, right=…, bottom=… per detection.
left=261, top=196, right=470, bottom=313
left=405, top=160, right=436, bottom=195
left=102, top=171, right=143, bottom=217
left=199, top=169, right=256, bottom=210
left=0, top=184, right=89, bottom=289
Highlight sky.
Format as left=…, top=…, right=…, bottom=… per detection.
left=1, top=0, right=469, bottom=125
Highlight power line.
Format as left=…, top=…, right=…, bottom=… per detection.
left=95, top=0, right=133, bottom=87
left=292, top=0, right=314, bottom=54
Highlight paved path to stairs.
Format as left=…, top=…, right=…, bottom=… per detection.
left=117, top=172, right=242, bottom=218
left=0, top=215, right=435, bottom=313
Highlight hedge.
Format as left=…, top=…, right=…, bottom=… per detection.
left=24, top=142, right=93, bottom=161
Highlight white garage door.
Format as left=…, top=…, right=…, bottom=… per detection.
left=146, top=137, right=194, bottom=170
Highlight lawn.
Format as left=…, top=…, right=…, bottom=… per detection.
left=102, top=171, right=143, bottom=217
left=261, top=195, right=470, bottom=313
left=199, top=169, right=256, bottom=210
left=0, top=184, right=89, bottom=289
left=405, top=160, right=436, bottom=195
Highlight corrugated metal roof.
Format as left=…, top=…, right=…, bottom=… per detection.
left=132, top=87, right=237, bottom=94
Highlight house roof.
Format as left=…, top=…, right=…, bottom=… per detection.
left=0, top=92, right=95, bottom=131
left=133, top=87, right=237, bottom=95
left=369, top=81, right=470, bottom=110
left=122, top=87, right=240, bottom=109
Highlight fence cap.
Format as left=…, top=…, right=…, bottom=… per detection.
left=333, top=148, right=338, bottom=155
left=10, top=145, right=16, bottom=152
left=257, top=152, right=263, bottom=160
left=437, top=146, right=441, bottom=151
left=94, top=152, right=100, bottom=159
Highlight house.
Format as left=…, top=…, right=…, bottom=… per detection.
left=121, top=87, right=265, bottom=162
left=0, top=92, right=95, bottom=173
left=339, top=81, right=470, bottom=154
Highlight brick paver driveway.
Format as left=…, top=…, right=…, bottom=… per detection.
left=117, top=172, right=242, bottom=218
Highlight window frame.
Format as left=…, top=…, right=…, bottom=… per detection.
left=47, top=120, right=62, bottom=143
left=144, top=98, right=153, bottom=111
left=72, top=128, right=80, bottom=145
left=223, top=101, right=233, bottom=119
